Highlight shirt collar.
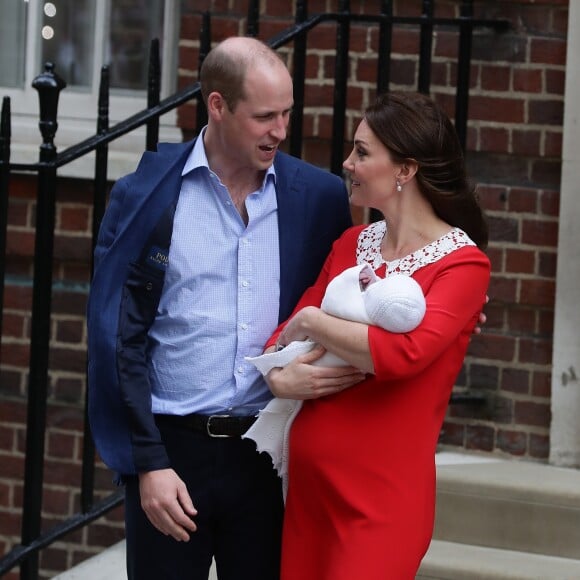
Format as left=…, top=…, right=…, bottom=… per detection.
left=181, top=126, right=277, bottom=187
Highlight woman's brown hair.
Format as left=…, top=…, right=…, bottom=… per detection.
left=364, top=91, right=488, bottom=249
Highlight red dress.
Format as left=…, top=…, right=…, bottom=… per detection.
left=276, top=222, right=490, bottom=580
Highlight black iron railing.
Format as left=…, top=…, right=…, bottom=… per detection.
left=0, top=2, right=508, bottom=577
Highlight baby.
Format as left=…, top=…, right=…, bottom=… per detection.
left=244, top=263, right=426, bottom=499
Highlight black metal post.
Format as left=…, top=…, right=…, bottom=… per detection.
left=330, top=0, right=351, bottom=176
left=80, top=65, right=111, bottom=515
left=0, top=97, right=11, bottom=355
left=146, top=39, right=161, bottom=152
left=20, top=62, right=66, bottom=580
left=247, top=0, right=260, bottom=37
left=418, top=0, right=434, bottom=94
left=289, top=0, right=308, bottom=159
left=377, top=0, right=393, bottom=96
left=455, top=0, right=474, bottom=151
left=196, top=12, right=211, bottom=132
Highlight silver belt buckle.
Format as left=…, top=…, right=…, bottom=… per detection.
left=206, top=414, right=231, bottom=438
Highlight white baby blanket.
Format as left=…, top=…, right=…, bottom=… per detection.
left=243, top=263, right=426, bottom=499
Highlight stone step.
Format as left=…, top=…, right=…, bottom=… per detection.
left=432, top=453, right=580, bottom=559
left=54, top=453, right=580, bottom=579
left=418, top=539, right=580, bottom=580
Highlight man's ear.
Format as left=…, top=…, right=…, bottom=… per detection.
left=206, top=92, right=226, bottom=120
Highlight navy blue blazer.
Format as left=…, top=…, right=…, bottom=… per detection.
left=87, top=139, right=352, bottom=476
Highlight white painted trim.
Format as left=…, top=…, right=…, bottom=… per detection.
left=1, top=0, right=183, bottom=180
left=550, top=0, right=580, bottom=467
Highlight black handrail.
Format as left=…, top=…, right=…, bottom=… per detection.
left=0, top=4, right=509, bottom=577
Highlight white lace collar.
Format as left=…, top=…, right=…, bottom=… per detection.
left=356, top=220, right=476, bottom=275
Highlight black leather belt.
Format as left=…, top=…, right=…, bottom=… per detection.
left=156, top=413, right=257, bottom=438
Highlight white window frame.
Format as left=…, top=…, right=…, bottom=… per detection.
left=3, top=0, right=182, bottom=179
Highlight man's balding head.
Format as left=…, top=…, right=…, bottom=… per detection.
left=200, top=37, right=289, bottom=111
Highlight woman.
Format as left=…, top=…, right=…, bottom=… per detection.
left=265, top=92, right=490, bottom=579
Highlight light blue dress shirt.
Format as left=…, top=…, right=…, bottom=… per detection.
left=148, top=131, right=280, bottom=417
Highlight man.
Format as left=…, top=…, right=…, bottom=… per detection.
left=87, top=36, right=361, bottom=580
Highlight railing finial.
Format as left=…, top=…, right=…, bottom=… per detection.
left=32, top=62, right=66, bottom=155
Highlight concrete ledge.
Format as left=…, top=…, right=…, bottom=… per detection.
left=418, top=540, right=580, bottom=580
left=53, top=541, right=126, bottom=580
left=434, top=459, right=580, bottom=558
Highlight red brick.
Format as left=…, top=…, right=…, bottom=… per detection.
left=544, top=131, right=562, bottom=158
left=55, top=319, right=84, bottom=344
left=39, top=545, right=68, bottom=572
left=0, top=343, right=30, bottom=368
left=466, top=424, right=495, bottom=451
left=481, top=65, right=511, bottom=91
left=531, top=159, right=561, bottom=189
left=6, top=230, right=35, bottom=257
left=521, top=218, right=558, bottom=247
left=488, top=276, right=518, bottom=303
left=391, top=27, right=420, bottom=55
left=497, top=429, right=527, bottom=456
left=439, top=420, right=465, bottom=446
left=42, top=487, right=72, bottom=516
left=505, top=248, right=535, bottom=274
left=514, top=400, right=551, bottom=427
left=47, top=431, right=77, bottom=460
left=538, top=309, right=554, bottom=335
left=0, top=425, right=16, bottom=453
left=480, top=127, right=509, bottom=153
left=530, top=37, right=566, bottom=65
left=552, top=7, right=569, bottom=35
left=469, top=333, right=516, bottom=362
left=539, top=189, right=559, bottom=217
left=469, top=96, right=525, bottom=123
left=520, top=279, right=555, bottom=308
left=501, top=368, right=530, bottom=394
left=477, top=185, right=508, bottom=211
left=528, top=99, right=564, bottom=126
left=485, top=246, right=503, bottom=273
left=513, top=67, right=542, bottom=93
left=545, top=68, right=565, bottom=95
left=479, top=300, right=505, bottom=330
left=529, top=433, right=550, bottom=459
left=7, top=200, right=30, bottom=227
left=507, top=308, right=536, bottom=335
left=519, top=337, right=553, bottom=365
left=488, top=216, right=518, bottom=243
left=512, top=129, right=540, bottom=156
left=2, top=312, right=27, bottom=339
left=532, top=371, right=551, bottom=398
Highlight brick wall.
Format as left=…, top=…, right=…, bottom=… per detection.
left=0, top=0, right=568, bottom=577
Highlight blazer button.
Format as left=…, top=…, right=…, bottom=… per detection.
left=145, top=282, right=153, bottom=291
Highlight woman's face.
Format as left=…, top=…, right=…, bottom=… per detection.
left=343, top=119, right=400, bottom=208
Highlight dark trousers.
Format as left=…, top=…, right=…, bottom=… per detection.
left=124, top=419, right=284, bottom=580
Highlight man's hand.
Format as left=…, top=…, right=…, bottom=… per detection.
left=265, top=344, right=366, bottom=400
left=139, top=468, right=198, bottom=542
left=473, top=295, right=490, bottom=336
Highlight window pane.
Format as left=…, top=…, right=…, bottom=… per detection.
left=0, top=1, right=27, bottom=88
left=40, top=0, right=95, bottom=88
left=107, top=0, right=165, bottom=92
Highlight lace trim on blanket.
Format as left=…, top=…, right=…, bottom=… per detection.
left=356, top=220, right=476, bottom=275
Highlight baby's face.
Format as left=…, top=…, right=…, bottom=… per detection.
left=359, top=268, right=374, bottom=290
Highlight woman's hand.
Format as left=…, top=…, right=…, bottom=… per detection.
left=265, top=344, right=366, bottom=400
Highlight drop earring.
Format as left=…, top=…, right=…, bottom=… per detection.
left=396, top=180, right=402, bottom=192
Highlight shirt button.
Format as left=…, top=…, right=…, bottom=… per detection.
left=242, top=280, right=249, bottom=287
left=237, top=366, right=244, bottom=373
left=240, top=323, right=248, bottom=330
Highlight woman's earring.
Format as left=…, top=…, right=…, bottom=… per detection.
left=396, top=180, right=402, bottom=192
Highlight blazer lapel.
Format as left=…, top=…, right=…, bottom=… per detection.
left=274, top=155, right=307, bottom=323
